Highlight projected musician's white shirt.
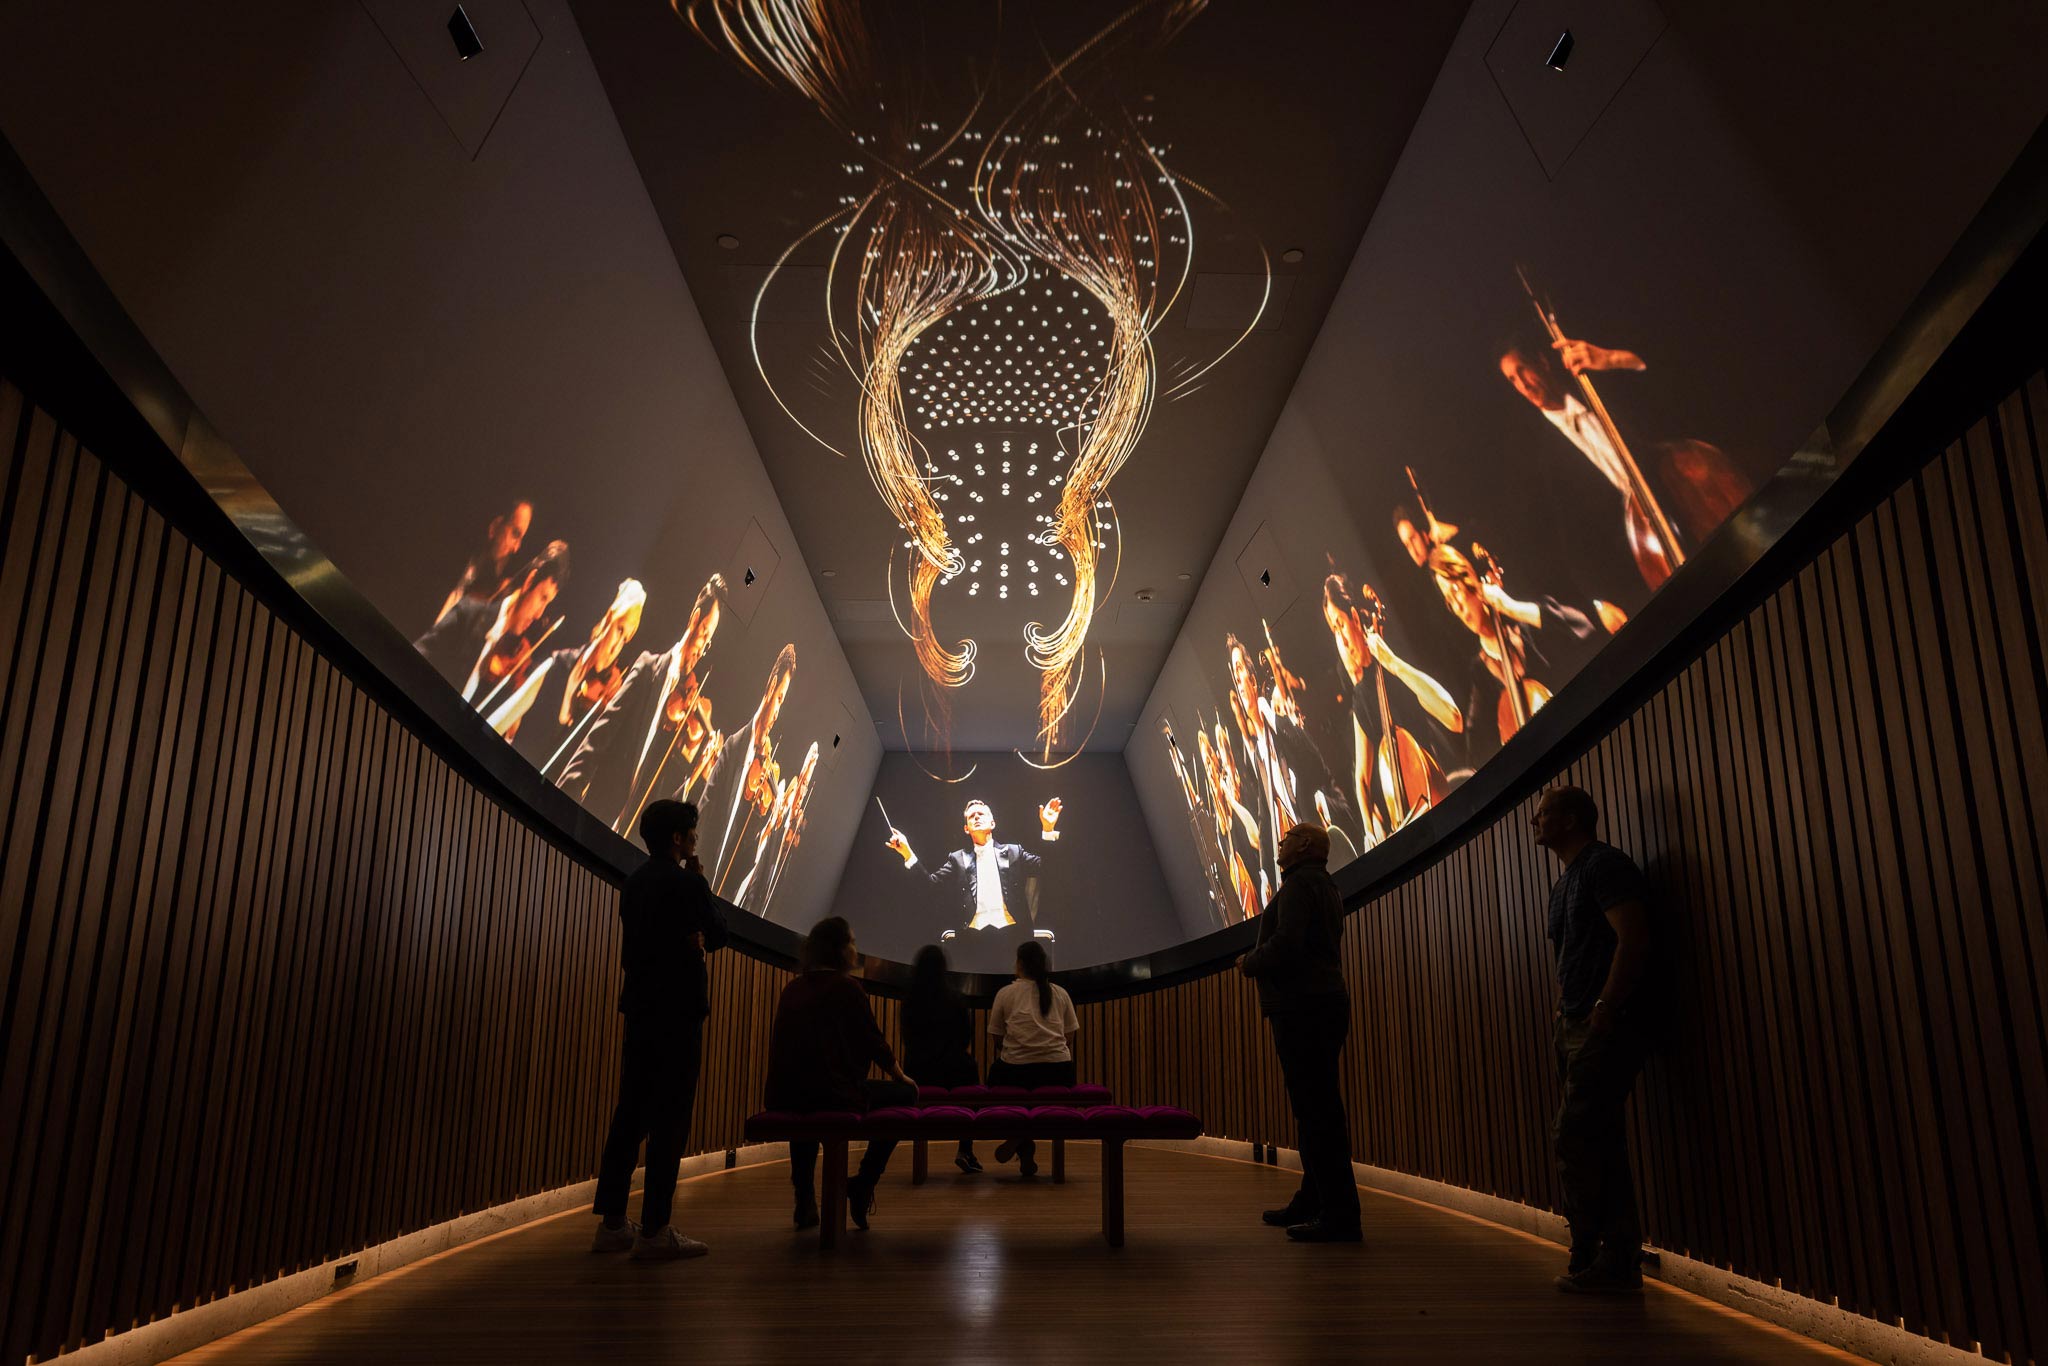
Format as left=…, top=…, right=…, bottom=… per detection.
left=1543, top=396, right=1632, bottom=497
left=971, top=840, right=1009, bottom=930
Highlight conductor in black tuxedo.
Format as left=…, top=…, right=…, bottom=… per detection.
left=885, top=798, right=1062, bottom=958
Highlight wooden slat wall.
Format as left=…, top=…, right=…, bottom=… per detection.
left=0, top=378, right=625, bottom=1363
left=1050, top=372, right=2048, bottom=1365
left=5, top=359, right=2046, bottom=1366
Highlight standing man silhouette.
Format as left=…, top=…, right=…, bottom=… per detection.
left=1240, top=823, right=1361, bottom=1242
left=591, top=799, right=729, bottom=1261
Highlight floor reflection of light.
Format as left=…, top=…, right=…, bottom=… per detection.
left=951, top=1223, right=1007, bottom=1326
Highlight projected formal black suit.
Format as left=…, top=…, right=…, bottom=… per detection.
left=886, top=798, right=1063, bottom=944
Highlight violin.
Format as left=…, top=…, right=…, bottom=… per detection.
left=1358, top=586, right=1449, bottom=829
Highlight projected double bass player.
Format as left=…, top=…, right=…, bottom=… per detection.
left=884, top=797, right=1063, bottom=940
left=1501, top=267, right=1752, bottom=591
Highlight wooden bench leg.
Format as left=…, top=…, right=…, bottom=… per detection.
left=821, top=1139, right=848, bottom=1250
left=1052, top=1136, right=1065, bottom=1184
left=1101, top=1139, right=1125, bottom=1248
left=912, top=1138, right=929, bottom=1186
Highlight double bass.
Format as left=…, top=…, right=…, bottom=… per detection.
left=1357, top=585, right=1450, bottom=829
left=1517, top=266, right=1683, bottom=590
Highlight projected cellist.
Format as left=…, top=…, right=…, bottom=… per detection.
left=1502, top=268, right=1753, bottom=590
left=1321, top=574, right=1463, bottom=841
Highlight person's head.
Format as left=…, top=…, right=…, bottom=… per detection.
left=1225, top=634, right=1259, bottom=714
left=639, top=799, right=699, bottom=863
left=508, top=540, right=571, bottom=635
left=587, top=578, right=646, bottom=674
left=1321, top=575, right=1368, bottom=683
left=1499, top=342, right=1562, bottom=411
left=1015, top=938, right=1053, bottom=1015
left=1427, top=543, right=1489, bottom=636
left=755, top=644, right=797, bottom=739
left=1530, top=784, right=1599, bottom=858
left=801, top=915, right=858, bottom=974
left=1392, top=503, right=1431, bottom=567
left=962, top=799, right=996, bottom=844
left=909, top=944, right=952, bottom=1003
left=1277, top=822, right=1331, bottom=872
left=679, top=574, right=726, bottom=673
left=487, top=501, right=533, bottom=568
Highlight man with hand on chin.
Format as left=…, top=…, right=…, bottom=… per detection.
left=1531, top=784, right=1652, bottom=1294
left=590, top=800, right=729, bottom=1262
left=1239, top=823, right=1360, bottom=1243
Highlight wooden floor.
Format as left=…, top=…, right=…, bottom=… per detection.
left=176, top=1147, right=1859, bottom=1365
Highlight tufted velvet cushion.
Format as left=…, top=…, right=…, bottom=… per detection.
left=916, top=1087, right=954, bottom=1105
left=982, top=1085, right=1031, bottom=1102
left=913, top=1105, right=977, bottom=1129
left=863, top=1107, right=923, bottom=1126
left=948, top=1085, right=992, bottom=1104
left=1081, top=1106, right=1142, bottom=1131
left=973, top=1105, right=1033, bottom=1133
left=1059, top=1084, right=1113, bottom=1106
left=1022, top=1105, right=1093, bottom=1137
left=1132, top=1106, right=1202, bottom=1136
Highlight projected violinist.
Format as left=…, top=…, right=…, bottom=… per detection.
left=701, top=644, right=798, bottom=895
left=558, top=574, right=725, bottom=828
left=1162, top=717, right=1236, bottom=927
left=488, top=578, right=645, bottom=771
left=885, top=797, right=1062, bottom=936
left=431, top=499, right=532, bottom=628
left=1321, top=574, right=1462, bottom=845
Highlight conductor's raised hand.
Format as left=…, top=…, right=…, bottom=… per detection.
left=1039, top=797, right=1063, bottom=832
left=885, top=828, right=914, bottom=862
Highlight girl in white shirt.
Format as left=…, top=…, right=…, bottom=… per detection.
left=986, top=940, right=1081, bottom=1177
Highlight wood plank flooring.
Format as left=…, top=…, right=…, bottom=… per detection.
left=171, top=1147, right=1859, bottom=1365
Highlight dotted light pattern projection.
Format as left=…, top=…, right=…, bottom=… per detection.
left=683, top=0, right=1265, bottom=763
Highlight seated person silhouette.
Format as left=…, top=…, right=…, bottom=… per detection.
left=885, top=797, right=1061, bottom=973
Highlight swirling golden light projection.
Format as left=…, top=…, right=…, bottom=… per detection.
left=683, top=0, right=1269, bottom=764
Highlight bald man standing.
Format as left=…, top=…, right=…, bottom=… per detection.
left=1239, top=824, right=1361, bottom=1242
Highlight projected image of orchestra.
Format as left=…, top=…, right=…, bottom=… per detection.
left=410, top=505, right=826, bottom=918
left=1161, top=266, right=1771, bottom=928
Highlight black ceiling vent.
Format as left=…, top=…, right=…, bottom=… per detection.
left=1546, top=30, right=1574, bottom=71
left=447, top=6, right=483, bottom=60
left=743, top=566, right=758, bottom=587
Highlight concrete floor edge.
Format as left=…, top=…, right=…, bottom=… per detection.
left=44, top=1139, right=1972, bottom=1366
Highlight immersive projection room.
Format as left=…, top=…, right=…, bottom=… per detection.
left=2, top=1, right=2046, bottom=1362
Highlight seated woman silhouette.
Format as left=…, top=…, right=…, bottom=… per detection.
left=985, top=940, right=1081, bottom=1178
left=903, top=944, right=983, bottom=1173
left=763, top=917, right=917, bottom=1230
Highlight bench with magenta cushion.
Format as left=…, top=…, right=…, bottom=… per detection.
left=742, top=1101, right=1202, bottom=1248
left=908, top=1084, right=1114, bottom=1184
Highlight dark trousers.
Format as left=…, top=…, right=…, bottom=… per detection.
left=1553, top=1012, right=1648, bottom=1270
left=790, top=1079, right=919, bottom=1199
left=1269, top=994, right=1360, bottom=1229
left=593, top=1019, right=703, bottom=1231
left=987, top=1058, right=1077, bottom=1159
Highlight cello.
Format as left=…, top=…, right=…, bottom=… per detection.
left=1357, top=585, right=1450, bottom=829
left=1471, top=543, right=1534, bottom=744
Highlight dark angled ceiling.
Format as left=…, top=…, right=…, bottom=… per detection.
left=570, top=0, right=1466, bottom=756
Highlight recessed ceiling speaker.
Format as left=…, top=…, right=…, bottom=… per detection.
left=1280, top=247, right=1305, bottom=264
left=716, top=233, right=741, bottom=250
left=447, top=6, right=483, bottom=60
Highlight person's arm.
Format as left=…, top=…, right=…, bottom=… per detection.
left=1239, top=883, right=1300, bottom=978
left=1038, top=797, right=1063, bottom=842
left=1589, top=858, right=1651, bottom=1032
left=1552, top=338, right=1646, bottom=374
left=1059, top=989, right=1080, bottom=1042
left=1368, top=634, right=1464, bottom=734
left=840, top=977, right=907, bottom=1081
left=987, top=989, right=1012, bottom=1042
left=686, top=866, right=731, bottom=953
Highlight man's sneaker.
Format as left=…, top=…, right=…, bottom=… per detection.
left=1285, top=1219, right=1363, bottom=1244
left=1262, top=1203, right=1313, bottom=1228
left=955, top=1152, right=984, bottom=1174
left=1555, top=1264, right=1643, bottom=1294
left=993, top=1139, right=1019, bottom=1165
left=590, top=1219, right=639, bottom=1253
left=630, top=1225, right=709, bottom=1261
